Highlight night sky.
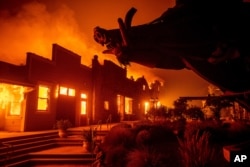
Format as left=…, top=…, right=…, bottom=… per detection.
left=0, top=0, right=211, bottom=107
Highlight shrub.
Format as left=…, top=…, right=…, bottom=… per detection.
left=104, top=145, right=129, bottom=167
left=126, top=148, right=171, bottom=167
left=102, top=126, right=135, bottom=152
left=54, top=119, right=72, bottom=130
left=135, top=129, right=151, bottom=148
left=178, top=130, right=216, bottom=167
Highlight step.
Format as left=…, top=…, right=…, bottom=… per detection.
left=30, top=153, right=95, bottom=159
left=30, top=158, right=95, bottom=165
left=68, top=129, right=109, bottom=136
left=5, top=139, right=55, bottom=154
left=54, top=136, right=83, bottom=146
left=0, top=131, right=58, bottom=143
left=2, top=143, right=57, bottom=166
left=1, top=140, right=57, bottom=157
left=2, top=134, right=58, bottom=146
left=0, top=128, right=108, bottom=167
left=4, top=159, right=30, bottom=167
left=28, top=146, right=96, bottom=165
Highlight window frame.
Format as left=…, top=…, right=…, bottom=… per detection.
left=37, top=85, right=50, bottom=112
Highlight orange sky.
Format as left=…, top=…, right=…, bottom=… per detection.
left=0, top=0, right=212, bottom=107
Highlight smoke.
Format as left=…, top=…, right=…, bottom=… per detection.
left=0, top=1, right=210, bottom=107
left=0, top=1, right=163, bottom=81
left=0, top=1, right=100, bottom=66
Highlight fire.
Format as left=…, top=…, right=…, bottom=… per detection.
left=0, top=1, right=100, bottom=66
left=0, top=1, right=163, bottom=83
left=0, top=83, right=31, bottom=115
left=0, top=1, right=181, bottom=108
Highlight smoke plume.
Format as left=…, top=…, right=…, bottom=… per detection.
left=0, top=1, right=100, bottom=66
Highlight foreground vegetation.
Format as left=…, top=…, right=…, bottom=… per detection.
left=92, top=119, right=250, bottom=167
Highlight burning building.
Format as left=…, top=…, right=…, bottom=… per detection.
left=0, top=44, right=151, bottom=132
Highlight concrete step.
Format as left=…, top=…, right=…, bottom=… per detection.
left=0, top=131, right=58, bottom=143
left=2, top=143, right=57, bottom=166
left=30, top=153, right=94, bottom=159
left=1, top=132, right=58, bottom=167
left=68, top=129, right=109, bottom=136
left=54, top=135, right=83, bottom=146
left=30, top=158, right=94, bottom=164
left=28, top=146, right=96, bottom=166
left=0, top=126, right=111, bottom=167
left=4, top=159, right=30, bottom=167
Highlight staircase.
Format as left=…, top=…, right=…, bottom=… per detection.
left=0, top=131, right=58, bottom=167
left=0, top=128, right=109, bottom=167
left=28, top=147, right=95, bottom=166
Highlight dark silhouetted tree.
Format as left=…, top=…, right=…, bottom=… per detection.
left=172, top=98, right=188, bottom=119
left=184, top=106, right=204, bottom=120
left=205, top=96, right=233, bottom=120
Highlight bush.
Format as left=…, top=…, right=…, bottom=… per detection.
left=102, top=126, right=135, bottom=152
left=97, top=124, right=181, bottom=167
left=178, top=130, right=216, bottom=167
left=126, top=148, right=171, bottom=167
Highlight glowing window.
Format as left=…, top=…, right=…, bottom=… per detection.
left=144, top=102, right=149, bottom=114
left=125, top=97, right=133, bottom=114
left=104, top=101, right=109, bottom=110
left=81, top=93, right=87, bottom=99
left=81, top=101, right=87, bottom=115
left=37, top=86, right=49, bottom=111
left=59, top=87, right=67, bottom=95
left=68, top=88, right=75, bottom=96
left=117, top=95, right=121, bottom=112
left=59, top=86, right=75, bottom=97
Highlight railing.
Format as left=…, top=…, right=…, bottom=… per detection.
left=95, top=120, right=102, bottom=132
left=106, top=114, right=112, bottom=130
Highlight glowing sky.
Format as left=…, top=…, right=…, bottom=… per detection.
left=0, top=0, right=212, bottom=107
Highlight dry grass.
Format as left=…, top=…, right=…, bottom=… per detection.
left=178, top=130, right=217, bottom=167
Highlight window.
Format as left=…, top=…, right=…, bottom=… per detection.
left=144, top=102, right=149, bottom=114
left=68, top=88, right=75, bottom=96
left=80, top=93, right=87, bottom=115
left=37, top=85, right=49, bottom=111
left=104, top=101, right=109, bottom=110
left=59, top=86, right=75, bottom=97
left=59, top=86, right=67, bottom=95
left=81, top=93, right=87, bottom=99
left=81, top=101, right=87, bottom=115
left=125, top=97, right=133, bottom=114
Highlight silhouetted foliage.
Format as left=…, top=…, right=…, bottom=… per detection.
left=205, top=96, right=233, bottom=120
left=146, top=105, right=168, bottom=121
left=184, top=106, right=204, bottom=120
left=172, top=98, right=188, bottom=118
left=95, top=123, right=181, bottom=167
left=178, top=130, right=217, bottom=167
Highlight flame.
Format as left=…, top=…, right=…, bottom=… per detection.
left=0, top=83, right=29, bottom=115
left=0, top=1, right=157, bottom=81
left=0, top=1, right=210, bottom=107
